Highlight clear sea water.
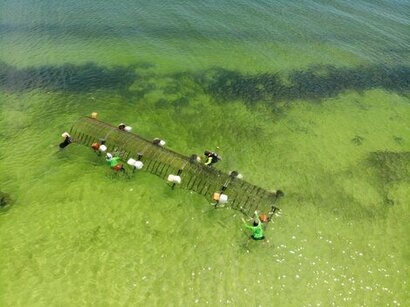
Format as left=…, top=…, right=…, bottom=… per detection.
left=0, top=1, right=409, bottom=306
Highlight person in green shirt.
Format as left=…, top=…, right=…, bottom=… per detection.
left=242, top=211, right=265, bottom=240
left=106, top=153, right=125, bottom=172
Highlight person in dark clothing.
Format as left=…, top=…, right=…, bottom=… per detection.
left=153, top=138, right=166, bottom=147
left=59, top=132, right=72, bottom=149
left=118, top=123, right=133, bottom=132
left=204, top=150, right=221, bottom=166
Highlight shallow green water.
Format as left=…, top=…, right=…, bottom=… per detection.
left=1, top=1, right=409, bottom=306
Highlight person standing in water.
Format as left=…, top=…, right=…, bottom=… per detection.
left=204, top=150, right=221, bottom=166
left=91, top=139, right=106, bottom=156
left=59, top=132, right=72, bottom=149
left=105, top=153, right=125, bottom=172
left=242, top=211, right=265, bottom=240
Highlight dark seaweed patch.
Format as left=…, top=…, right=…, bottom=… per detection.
left=155, top=98, right=169, bottom=108
left=204, top=65, right=410, bottom=103
left=351, top=135, right=365, bottom=146
left=365, top=151, right=410, bottom=207
left=0, top=191, right=12, bottom=207
left=173, top=97, right=190, bottom=108
left=0, top=61, right=138, bottom=93
left=1, top=62, right=409, bottom=103
left=367, top=151, right=410, bottom=184
left=393, top=136, right=404, bottom=145
left=0, top=191, right=12, bottom=213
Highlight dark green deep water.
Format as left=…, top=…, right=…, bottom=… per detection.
left=1, top=1, right=409, bottom=306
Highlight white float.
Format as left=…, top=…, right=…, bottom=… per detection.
left=167, top=174, right=181, bottom=184
left=134, top=160, right=144, bottom=170
left=218, top=194, right=228, bottom=204
left=127, top=158, right=137, bottom=166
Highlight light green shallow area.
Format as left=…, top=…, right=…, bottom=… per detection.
left=1, top=1, right=409, bottom=306
left=1, top=88, right=409, bottom=306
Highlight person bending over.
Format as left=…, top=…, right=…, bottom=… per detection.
left=59, top=132, right=72, bottom=149
left=105, top=153, right=125, bottom=172
left=204, top=150, right=221, bottom=166
left=242, top=211, right=265, bottom=240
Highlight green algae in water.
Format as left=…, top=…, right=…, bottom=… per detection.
left=367, top=151, right=410, bottom=206
left=2, top=84, right=409, bottom=306
left=1, top=1, right=410, bottom=305
left=367, top=151, right=410, bottom=184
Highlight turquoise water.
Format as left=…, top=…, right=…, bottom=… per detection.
left=1, top=1, right=409, bottom=306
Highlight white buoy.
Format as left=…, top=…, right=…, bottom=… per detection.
left=127, top=158, right=137, bottom=166
left=134, top=160, right=143, bottom=169
left=218, top=194, right=228, bottom=204
left=167, top=174, right=181, bottom=184
left=159, top=140, right=166, bottom=146
left=99, top=144, right=107, bottom=152
left=124, top=126, right=132, bottom=132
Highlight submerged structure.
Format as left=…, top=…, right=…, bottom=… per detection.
left=69, top=116, right=282, bottom=219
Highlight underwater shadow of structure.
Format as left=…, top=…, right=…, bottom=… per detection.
left=0, top=61, right=138, bottom=93
left=69, top=117, right=282, bottom=219
left=203, top=65, right=410, bottom=103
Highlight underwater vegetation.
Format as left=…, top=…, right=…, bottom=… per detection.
left=0, top=191, right=12, bottom=212
left=367, top=151, right=410, bottom=185
left=351, top=135, right=365, bottom=146
left=367, top=151, right=410, bottom=206
left=0, top=191, right=12, bottom=207
left=202, top=65, right=410, bottom=103
left=296, top=150, right=410, bottom=220
left=1, top=61, right=409, bottom=104
left=0, top=61, right=138, bottom=92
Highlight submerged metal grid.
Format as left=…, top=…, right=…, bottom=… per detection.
left=70, top=116, right=280, bottom=218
